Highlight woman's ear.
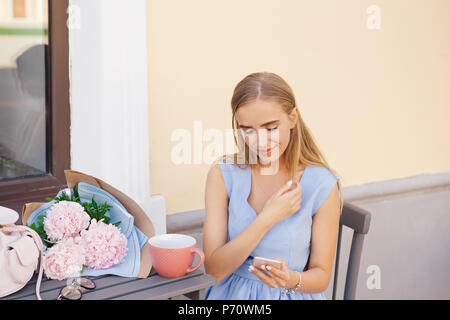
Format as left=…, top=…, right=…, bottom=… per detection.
left=288, top=107, right=298, bottom=129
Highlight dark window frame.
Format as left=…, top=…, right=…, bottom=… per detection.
left=0, top=0, right=70, bottom=216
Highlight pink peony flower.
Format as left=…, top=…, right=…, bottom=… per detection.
left=80, top=219, right=128, bottom=269
left=44, top=201, right=91, bottom=241
left=43, top=237, right=86, bottom=280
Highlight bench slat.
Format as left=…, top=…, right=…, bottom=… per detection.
left=82, top=271, right=205, bottom=300
left=112, top=274, right=215, bottom=300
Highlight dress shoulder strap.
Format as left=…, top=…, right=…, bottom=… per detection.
left=217, top=159, right=234, bottom=199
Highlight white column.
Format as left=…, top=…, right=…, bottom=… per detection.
left=68, top=0, right=166, bottom=235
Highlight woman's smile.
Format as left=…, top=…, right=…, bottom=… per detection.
left=259, top=147, right=273, bottom=155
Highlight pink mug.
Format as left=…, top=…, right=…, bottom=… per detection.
left=148, top=234, right=205, bottom=278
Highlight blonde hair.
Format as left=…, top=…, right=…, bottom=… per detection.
left=217, top=72, right=343, bottom=214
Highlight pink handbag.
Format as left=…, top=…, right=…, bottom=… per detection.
left=0, top=223, right=44, bottom=300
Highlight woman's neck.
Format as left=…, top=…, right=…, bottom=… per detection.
left=254, top=156, right=286, bottom=176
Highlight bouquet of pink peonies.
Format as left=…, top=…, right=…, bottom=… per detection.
left=23, top=170, right=155, bottom=280
left=29, top=186, right=128, bottom=281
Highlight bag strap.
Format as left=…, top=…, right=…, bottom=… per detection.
left=1, top=225, right=44, bottom=300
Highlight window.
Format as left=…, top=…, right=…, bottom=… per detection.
left=0, top=0, right=49, bottom=180
left=0, top=0, right=70, bottom=215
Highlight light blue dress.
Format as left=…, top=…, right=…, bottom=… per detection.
left=204, top=159, right=340, bottom=300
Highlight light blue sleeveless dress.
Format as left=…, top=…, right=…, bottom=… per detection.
left=204, top=158, right=340, bottom=300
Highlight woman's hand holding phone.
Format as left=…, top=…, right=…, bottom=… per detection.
left=258, top=170, right=304, bottom=227
left=248, top=257, right=298, bottom=290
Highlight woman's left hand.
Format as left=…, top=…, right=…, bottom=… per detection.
left=249, top=258, right=297, bottom=289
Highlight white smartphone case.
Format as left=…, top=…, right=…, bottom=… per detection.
left=252, top=256, right=282, bottom=269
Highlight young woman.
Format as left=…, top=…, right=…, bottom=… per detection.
left=203, top=72, right=343, bottom=300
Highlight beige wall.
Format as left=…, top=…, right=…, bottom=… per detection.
left=147, top=0, right=450, bottom=215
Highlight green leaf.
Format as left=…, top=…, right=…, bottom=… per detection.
left=92, top=197, right=98, bottom=209
left=43, top=239, right=55, bottom=248
left=73, top=184, right=80, bottom=203
left=29, top=214, right=49, bottom=245
left=29, top=222, right=37, bottom=232
left=53, top=191, right=71, bottom=203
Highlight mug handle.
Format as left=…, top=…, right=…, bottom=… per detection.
left=186, top=247, right=205, bottom=273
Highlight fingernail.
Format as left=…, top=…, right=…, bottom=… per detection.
left=266, top=265, right=272, bottom=271
left=248, top=265, right=255, bottom=272
left=261, top=265, right=266, bottom=270
left=287, top=180, right=292, bottom=186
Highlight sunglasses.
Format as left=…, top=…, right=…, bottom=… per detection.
left=57, top=277, right=96, bottom=300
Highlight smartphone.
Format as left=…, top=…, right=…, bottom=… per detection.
left=252, top=256, right=282, bottom=269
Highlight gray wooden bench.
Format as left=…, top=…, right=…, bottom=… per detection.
left=2, top=268, right=216, bottom=300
